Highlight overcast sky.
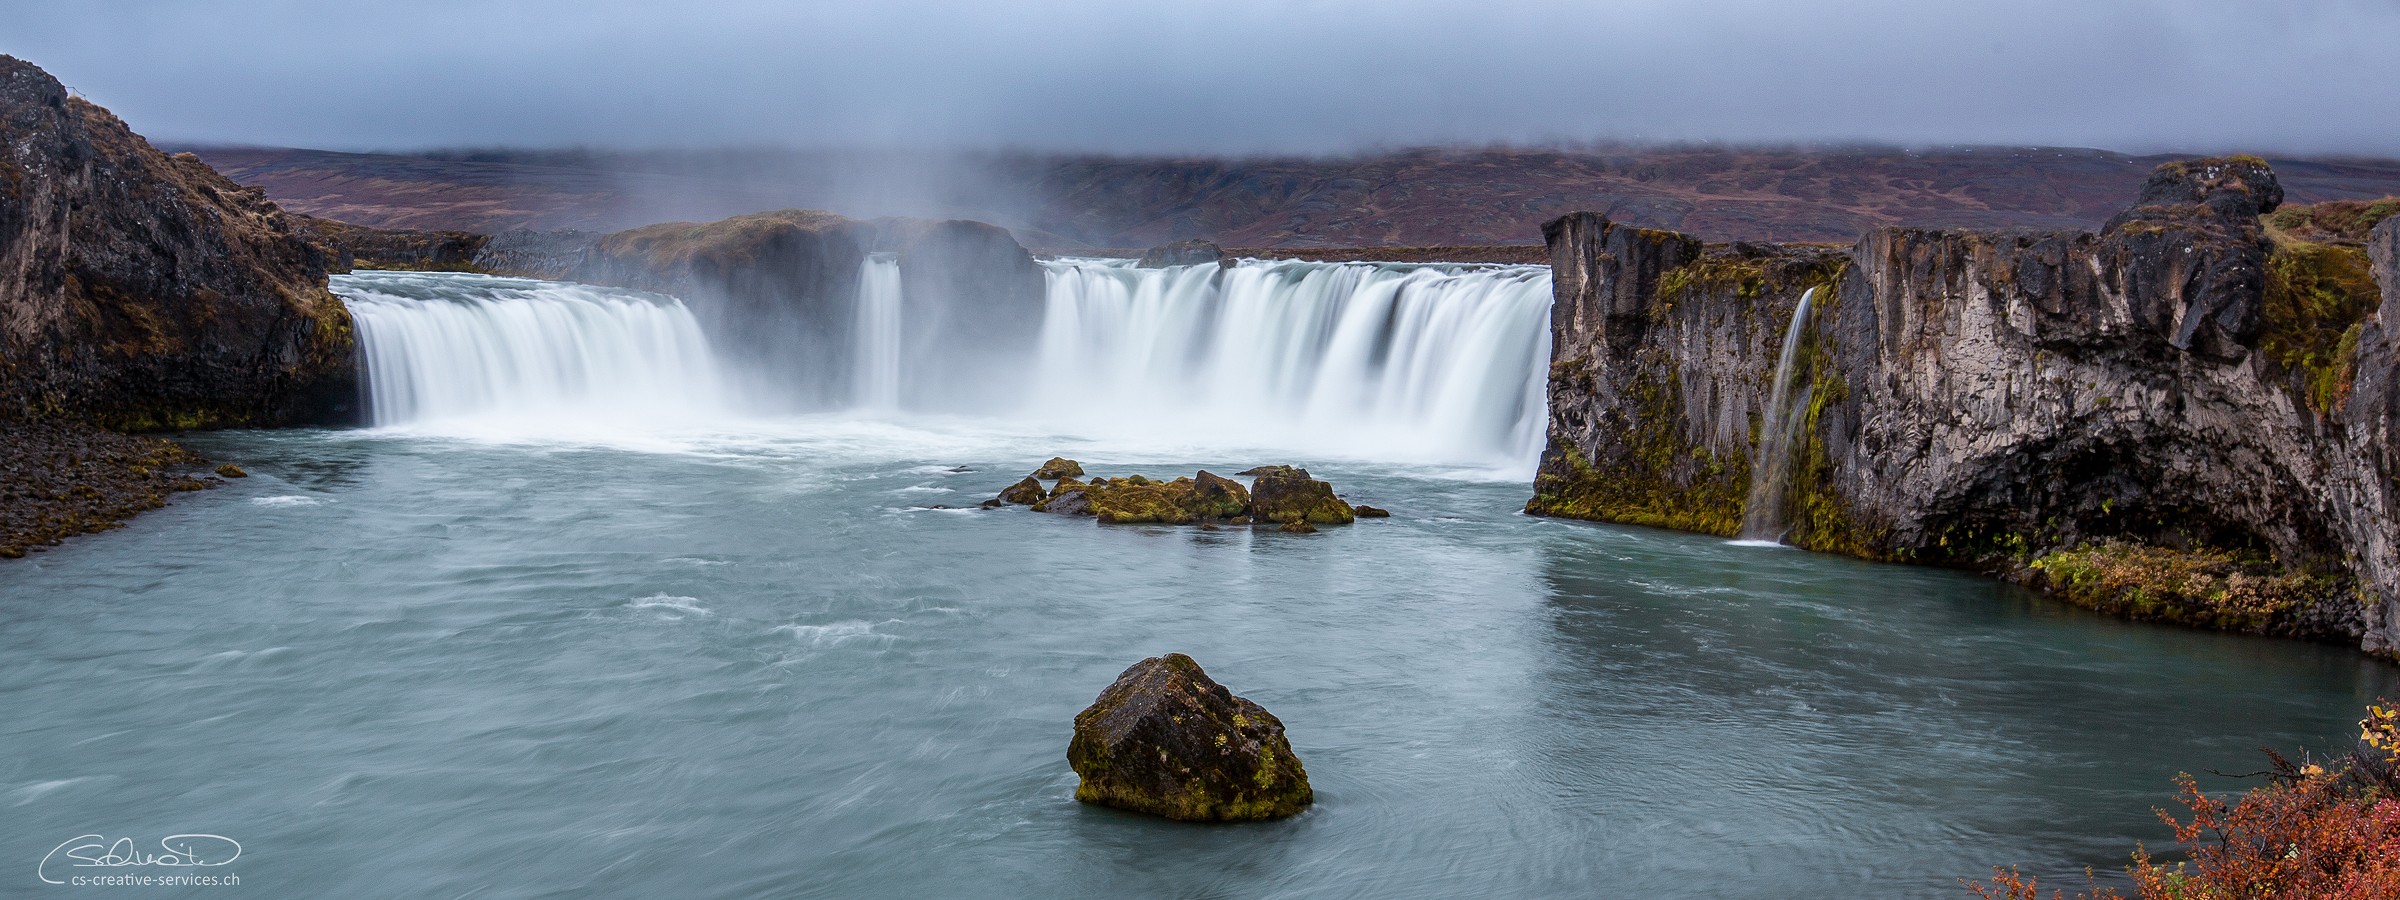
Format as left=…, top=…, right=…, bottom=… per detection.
left=12, top=0, right=2400, bottom=156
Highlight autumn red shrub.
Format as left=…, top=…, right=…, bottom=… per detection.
left=1966, top=702, right=2400, bottom=899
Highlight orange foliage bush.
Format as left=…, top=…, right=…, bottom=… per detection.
left=1966, top=702, right=2400, bottom=899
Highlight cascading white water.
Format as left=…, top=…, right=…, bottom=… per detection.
left=1739, top=287, right=1817, bottom=541
left=337, top=258, right=1554, bottom=472
left=1036, top=258, right=1554, bottom=471
left=339, top=272, right=732, bottom=431
left=851, top=255, right=904, bottom=410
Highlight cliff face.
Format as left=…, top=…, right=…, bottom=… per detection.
left=1533, top=158, right=2400, bottom=652
left=0, top=55, right=356, bottom=429
left=894, top=220, right=1045, bottom=410
left=523, top=210, right=1045, bottom=410
left=298, top=215, right=488, bottom=272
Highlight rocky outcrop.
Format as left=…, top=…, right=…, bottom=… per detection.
left=896, top=220, right=1046, bottom=411
left=0, top=55, right=357, bottom=430
left=1067, top=653, right=1312, bottom=822
left=472, top=229, right=599, bottom=280
left=573, top=209, right=869, bottom=404
left=1531, top=157, right=2400, bottom=653
left=1136, top=239, right=1228, bottom=269
left=298, top=215, right=488, bottom=272
left=531, top=210, right=1046, bottom=410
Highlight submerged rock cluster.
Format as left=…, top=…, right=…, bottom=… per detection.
left=1068, top=653, right=1312, bottom=822
left=984, top=458, right=1377, bottom=530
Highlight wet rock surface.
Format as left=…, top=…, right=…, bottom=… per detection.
left=0, top=424, right=220, bottom=559
left=1067, top=653, right=1311, bottom=822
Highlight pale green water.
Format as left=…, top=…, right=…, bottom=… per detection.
left=2, top=422, right=2390, bottom=898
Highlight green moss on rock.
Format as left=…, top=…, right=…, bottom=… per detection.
left=2260, top=237, right=2379, bottom=415
left=2029, top=541, right=2337, bottom=636
left=1067, top=653, right=1312, bottom=822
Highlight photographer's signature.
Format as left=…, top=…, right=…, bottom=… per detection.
left=38, top=834, right=240, bottom=885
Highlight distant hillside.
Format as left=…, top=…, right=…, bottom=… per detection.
left=187, top=145, right=2400, bottom=249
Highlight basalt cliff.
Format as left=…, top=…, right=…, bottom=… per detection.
left=0, top=55, right=355, bottom=430
left=1530, top=157, right=2400, bottom=655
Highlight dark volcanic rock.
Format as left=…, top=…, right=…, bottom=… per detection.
left=1135, top=239, right=1227, bottom=269
left=2098, top=155, right=2281, bottom=359
left=1353, top=505, right=1390, bottom=518
left=1067, top=653, right=1311, bottom=822
left=1034, top=487, right=1092, bottom=516
left=0, top=55, right=357, bottom=430
left=1248, top=468, right=1355, bottom=525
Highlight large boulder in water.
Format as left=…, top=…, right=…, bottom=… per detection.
left=1247, top=467, right=1355, bottom=525
left=1068, top=653, right=1312, bottom=822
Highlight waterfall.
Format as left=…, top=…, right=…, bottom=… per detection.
left=1036, top=258, right=1554, bottom=470
left=1740, top=287, right=1816, bottom=542
left=852, top=254, right=903, bottom=410
left=336, top=257, right=1554, bottom=472
left=339, top=272, right=730, bottom=430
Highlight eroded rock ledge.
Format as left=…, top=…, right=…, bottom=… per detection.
left=1530, top=157, right=2400, bottom=654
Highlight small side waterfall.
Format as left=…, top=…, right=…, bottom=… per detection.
left=1740, top=286, right=1816, bottom=542
left=851, top=254, right=903, bottom=410
left=340, top=272, right=730, bottom=430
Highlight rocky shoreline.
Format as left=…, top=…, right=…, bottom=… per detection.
left=0, top=424, right=226, bottom=559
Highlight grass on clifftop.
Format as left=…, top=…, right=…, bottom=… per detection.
left=2268, top=197, right=2400, bottom=246
left=2260, top=235, right=2379, bottom=414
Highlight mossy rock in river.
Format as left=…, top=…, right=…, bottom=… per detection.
left=1249, top=469, right=1354, bottom=525
left=997, top=476, right=1047, bottom=505
left=1186, top=471, right=1250, bottom=518
left=1089, top=479, right=1201, bottom=525
left=1068, top=653, right=1312, bottom=822
left=1034, top=457, right=1084, bottom=480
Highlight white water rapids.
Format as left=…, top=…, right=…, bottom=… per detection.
left=334, top=256, right=1554, bottom=472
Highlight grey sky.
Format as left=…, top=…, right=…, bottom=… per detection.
left=12, top=0, right=2400, bottom=155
